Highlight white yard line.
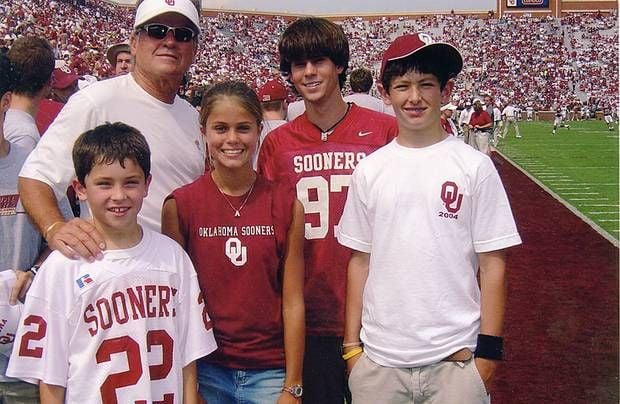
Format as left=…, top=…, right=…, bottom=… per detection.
left=496, top=151, right=619, bottom=246
left=587, top=211, right=620, bottom=215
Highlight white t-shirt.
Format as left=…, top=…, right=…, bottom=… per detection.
left=3, top=109, right=40, bottom=152
left=19, top=74, right=206, bottom=232
left=337, top=137, right=521, bottom=367
left=493, top=107, right=502, bottom=123
left=458, top=107, right=472, bottom=126
left=254, top=119, right=287, bottom=169
left=0, top=271, right=26, bottom=383
left=0, top=143, right=41, bottom=274
left=502, top=105, right=519, bottom=121
left=286, top=100, right=305, bottom=121
left=344, top=93, right=394, bottom=116
left=7, top=228, right=217, bottom=402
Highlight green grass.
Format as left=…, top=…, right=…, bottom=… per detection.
left=496, top=119, right=619, bottom=240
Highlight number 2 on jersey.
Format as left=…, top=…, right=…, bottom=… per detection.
left=296, top=175, right=351, bottom=239
left=18, top=315, right=174, bottom=404
left=97, top=330, right=174, bottom=404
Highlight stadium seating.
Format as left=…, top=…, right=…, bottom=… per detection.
left=1, top=0, right=617, bottom=111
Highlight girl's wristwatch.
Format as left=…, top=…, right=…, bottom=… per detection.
left=282, top=384, right=303, bottom=398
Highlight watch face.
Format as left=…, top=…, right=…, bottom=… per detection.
left=292, top=386, right=303, bottom=397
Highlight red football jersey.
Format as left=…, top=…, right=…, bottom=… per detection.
left=258, top=104, right=398, bottom=336
left=171, top=174, right=295, bottom=369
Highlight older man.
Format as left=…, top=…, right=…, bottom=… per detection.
left=18, top=0, right=205, bottom=261
left=106, top=41, right=132, bottom=76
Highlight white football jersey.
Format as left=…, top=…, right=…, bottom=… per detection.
left=7, top=229, right=217, bottom=403
left=0, top=271, right=21, bottom=358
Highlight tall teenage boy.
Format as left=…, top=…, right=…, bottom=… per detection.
left=8, top=122, right=217, bottom=403
left=257, top=17, right=398, bottom=403
left=337, top=33, right=522, bottom=403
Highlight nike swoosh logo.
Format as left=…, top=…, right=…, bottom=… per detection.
left=358, top=131, right=372, bottom=137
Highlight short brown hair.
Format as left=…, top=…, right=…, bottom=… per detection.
left=349, top=68, right=373, bottom=93
left=199, top=81, right=262, bottom=130
left=279, top=17, right=349, bottom=89
left=8, top=36, right=54, bottom=97
left=0, top=53, right=15, bottom=97
left=73, top=122, right=151, bottom=185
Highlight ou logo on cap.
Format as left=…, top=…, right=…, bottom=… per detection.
left=165, top=0, right=175, bottom=5
left=418, top=33, right=434, bottom=46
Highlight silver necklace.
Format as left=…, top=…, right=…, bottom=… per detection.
left=216, top=179, right=256, bottom=217
left=316, top=103, right=352, bottom=141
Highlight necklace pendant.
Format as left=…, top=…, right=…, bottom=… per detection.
left=321, top=132, right=327, bottom=142
left=234, top=210, right=241, bottom=217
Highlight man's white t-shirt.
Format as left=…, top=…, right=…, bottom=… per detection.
left=344, top=93, right=394, bottom=116
left=254, top=119, right=287, bottom=169
left=337, top=137, right=521, bottom=367
left=502, top=105, right=519, bottom=121
left=286, top=100, right=305, bottom=121
left=19, top=74, right=206, bottom=231
left=3, top=109, right=40, bottom=152
left=7, top=228, right=217, bottom=402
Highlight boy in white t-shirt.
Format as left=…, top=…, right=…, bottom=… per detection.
left=7, top=122, right=217, bottom=403
left=337, top=33, right=522, bottom=403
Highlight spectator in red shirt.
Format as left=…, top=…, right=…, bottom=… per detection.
left=469, top=98, right=493, bottom=155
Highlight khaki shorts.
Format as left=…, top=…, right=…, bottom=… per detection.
left=349, top=352, right=490, bottom=404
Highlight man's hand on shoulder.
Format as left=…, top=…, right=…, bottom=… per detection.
left=46, top=218, right=105, bottom=261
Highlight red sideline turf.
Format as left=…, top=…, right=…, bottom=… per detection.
left=490, top=152, right=619, bottom=403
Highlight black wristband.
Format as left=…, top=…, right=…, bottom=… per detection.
left=474, top=334, right=503, bottom=360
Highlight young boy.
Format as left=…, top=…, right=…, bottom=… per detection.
left=7, top=122, right=217, bottom=403
left=257, top=17, right=398, bottom=403
left=337, top=33, right=522, bottom=403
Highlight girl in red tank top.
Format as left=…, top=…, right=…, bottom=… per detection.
left=162, top=81, right=305, bottom=404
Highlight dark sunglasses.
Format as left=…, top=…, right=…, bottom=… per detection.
left=141, top=23, right=197, bottom=42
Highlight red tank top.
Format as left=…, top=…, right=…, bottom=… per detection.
left=171, top=174, right=295, bottom=369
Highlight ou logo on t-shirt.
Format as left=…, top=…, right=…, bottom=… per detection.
left=225, top=238, right=247, bottom=267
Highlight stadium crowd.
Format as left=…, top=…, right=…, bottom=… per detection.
left=1, top=0, right=617, bottom=112
left=0, top=0, right=613, bottom=401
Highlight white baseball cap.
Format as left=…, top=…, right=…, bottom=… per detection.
left=441, top=103, right=457, bottom=111
left=134, top=0, right=200, bottom=34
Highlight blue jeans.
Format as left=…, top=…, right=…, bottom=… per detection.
left=197, top=361, right=285, bottom=404
left=0, top=381, right=39, bottom=404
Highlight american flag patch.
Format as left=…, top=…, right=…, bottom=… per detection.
left=76, top=274, right=94, bottom=288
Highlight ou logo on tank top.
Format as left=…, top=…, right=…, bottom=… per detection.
left=225, top=238, right=247, bottom=267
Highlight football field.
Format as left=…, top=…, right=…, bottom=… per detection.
left=495, top=119, right=619, bottom=241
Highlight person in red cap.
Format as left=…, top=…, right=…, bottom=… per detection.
left=255, top=78, right=288, bottom=167
left=4, top=36, right=54, bottom=151
left=257, top=17, right=398, bottom=404
left=49, top=64, right=80, bottom=104
left=338, top=33, right=522, bottom=403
